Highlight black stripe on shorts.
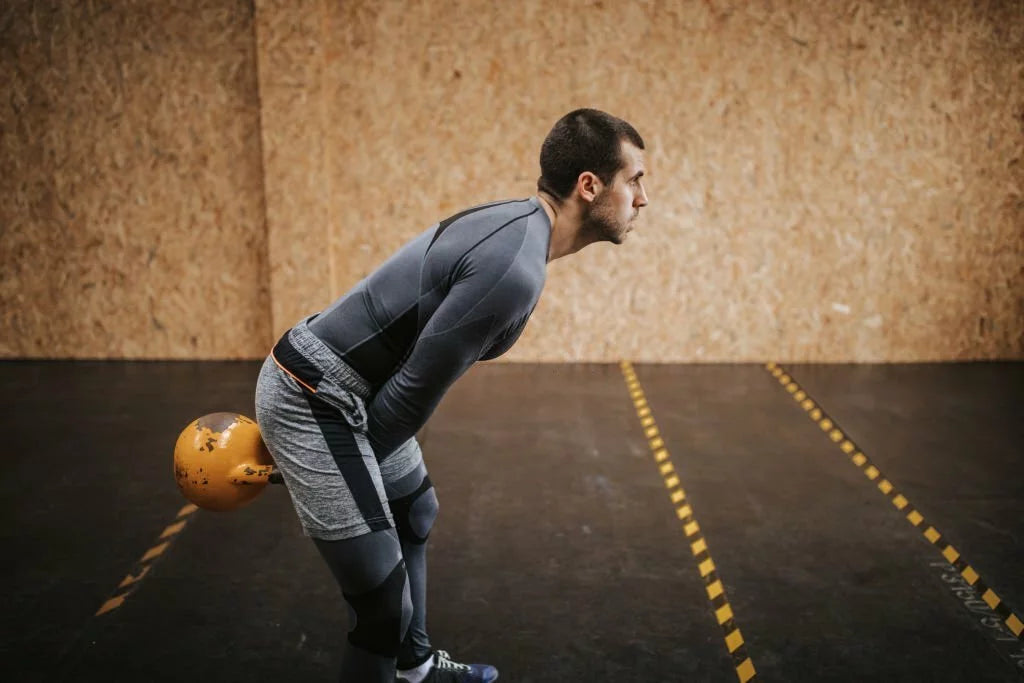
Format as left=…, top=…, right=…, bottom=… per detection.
left=304, top=393, right=392, bottom=532
left=273, top=332, right=325, bottom=391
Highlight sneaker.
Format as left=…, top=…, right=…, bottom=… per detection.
left=422, top=649, right=499, bottom=682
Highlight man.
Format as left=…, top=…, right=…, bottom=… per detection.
left=254, top=108, right=648, bottom=683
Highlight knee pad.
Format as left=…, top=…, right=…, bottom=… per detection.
left=389, top=477, right=439, bottom=545
left=343, top=559, right=413, bottom=657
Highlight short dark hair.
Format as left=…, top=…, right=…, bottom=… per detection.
left=536, top=108, right=645, bottom=201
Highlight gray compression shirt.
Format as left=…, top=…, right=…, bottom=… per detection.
left=307, top=197, right=552, bottom=459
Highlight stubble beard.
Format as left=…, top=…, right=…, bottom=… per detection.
left=582, top=193, right=629, bottom=246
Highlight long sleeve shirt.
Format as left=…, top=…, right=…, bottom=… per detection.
left=307, top=197, right=551, bottom=458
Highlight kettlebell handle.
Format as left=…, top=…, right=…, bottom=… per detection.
left=229, top=464, right=285, bottom=485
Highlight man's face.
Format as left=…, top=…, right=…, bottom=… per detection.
left=583, top=141, right=648, bottom=245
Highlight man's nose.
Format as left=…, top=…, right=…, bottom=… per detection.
left=635, top=183, right=649, bottom=207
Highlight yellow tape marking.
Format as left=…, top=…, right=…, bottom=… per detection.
left=770, top=363, right=1024, bottom=653
left=737, top=658, right=756, bottom=683
left=96, top=595, right=127, bottom=616
left=961, top=566, right=979, bottom=585
left=118, top=566, right=151, bottom=588
left=177, top=503, right=199, bottom=518
left=141, top=542, right=170, bottom=563
left=160, top=520, right=187, bottom=539
left=625, top=364, right=753, bottom=677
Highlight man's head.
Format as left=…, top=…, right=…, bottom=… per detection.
left=537, top=108, right=648, bottom=245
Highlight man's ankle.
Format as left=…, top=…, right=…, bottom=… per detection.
left=397, top=648, right=434, bottom=671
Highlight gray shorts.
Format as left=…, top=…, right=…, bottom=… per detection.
left=254, top=315, right=423, bottom=540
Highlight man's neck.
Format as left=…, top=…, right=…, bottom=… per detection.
left=537, top=193, right=589, bottom=262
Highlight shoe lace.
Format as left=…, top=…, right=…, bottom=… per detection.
left=434, top=650, right=471, bottom=672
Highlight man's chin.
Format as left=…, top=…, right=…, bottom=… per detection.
left=592, top=220, right=631, bottom=245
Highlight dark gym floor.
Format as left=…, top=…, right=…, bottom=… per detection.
left=3, top=360, right=1022, bottom=682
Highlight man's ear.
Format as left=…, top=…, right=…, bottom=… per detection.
left=576, top=172, right=601, bottom=202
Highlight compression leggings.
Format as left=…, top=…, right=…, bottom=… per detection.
left=313, top=460, right=439, bottom=682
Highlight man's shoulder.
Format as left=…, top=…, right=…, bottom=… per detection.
left=433, top=198, right=544, bottom=262
left=438, top=197, right=536, bottom=233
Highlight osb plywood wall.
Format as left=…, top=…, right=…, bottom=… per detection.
left=258, top=0, right=1023, bottom=362
left=2, top=0, right=1021, bottom=361
left=1, top=0, right=269, bottom=359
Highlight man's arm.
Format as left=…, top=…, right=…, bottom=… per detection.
left=364, top=270, right=530, bottom=458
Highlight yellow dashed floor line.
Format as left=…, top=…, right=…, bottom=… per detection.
left=95, top=503, right=199, bottom=616
left=764, top=362, right=1023, bottom=640
left=621, top=361, right=757, bottom=683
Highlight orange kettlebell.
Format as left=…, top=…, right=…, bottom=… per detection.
left=173, top=412, right=281, bottom=511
